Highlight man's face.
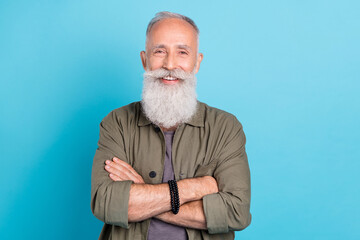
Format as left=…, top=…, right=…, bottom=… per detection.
left=140, top=18, right=203, bottom=85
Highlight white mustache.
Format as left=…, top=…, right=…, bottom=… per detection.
left=144, top=68, right=194, bottom=81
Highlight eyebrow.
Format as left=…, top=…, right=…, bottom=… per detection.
left=151, top=44, right=166, bottom=50
left=177, top=44, right=192, bottom=51
left=151, top=44, right=192, bottom=51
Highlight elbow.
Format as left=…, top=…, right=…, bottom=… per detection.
left=231, top=211, right=252, bottom=231
left=90, top=181, right=132, bottom=229
left=90, top=189, right=107, bottom=223
left=204, top=194, right=252, bottom=234
left=91, top=191, right=130, bottom=229
left=229, top=203, right=252, bottom=231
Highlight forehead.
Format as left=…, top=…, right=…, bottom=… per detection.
left=147, top=18, right=198, bottom=49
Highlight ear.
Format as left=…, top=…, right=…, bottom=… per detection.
left=140, top=51, right=147, bottom=70
left=194, top=53, right=203, bottom=74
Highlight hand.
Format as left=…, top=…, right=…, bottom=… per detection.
left=105, top=157, right=145, bottom=184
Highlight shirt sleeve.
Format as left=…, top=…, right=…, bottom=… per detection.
left=202, top=116, right=251, bottom=234
left=90, top=111, right=132, bottom=229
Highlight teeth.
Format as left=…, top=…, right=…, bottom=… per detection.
left=163, top=76, right=177, bottom=80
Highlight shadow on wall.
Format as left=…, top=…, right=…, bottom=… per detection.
left=1, top=53, right=140, bottom=239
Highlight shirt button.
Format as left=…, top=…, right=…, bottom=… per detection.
left=154, top=127, right=160, bottom=133
left=149, top=171, right=157, bottom=178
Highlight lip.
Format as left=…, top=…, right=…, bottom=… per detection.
left=161, top=78, right=180, bottom=85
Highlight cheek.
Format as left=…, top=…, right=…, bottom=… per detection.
left=147, top=57, right=164, bottom=70
left=179, top=58, right=197, bottom=71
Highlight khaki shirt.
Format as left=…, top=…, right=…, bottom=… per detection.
left=91, top=101, right=251, bottom=240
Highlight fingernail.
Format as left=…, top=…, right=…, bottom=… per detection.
left=106, top=160, right=110, bottom=164
left=106, top=165, right=110, bottom=169
left=113, top=157, right=118, bottom=162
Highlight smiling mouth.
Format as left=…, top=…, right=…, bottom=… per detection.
left=162, top=76, right=178, bottom=81
left=161, top=76, right=180, bottom=84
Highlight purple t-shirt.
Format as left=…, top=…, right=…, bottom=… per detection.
left=147, top=131, right=188, bottom=240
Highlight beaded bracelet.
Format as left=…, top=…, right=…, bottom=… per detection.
left=168, top=180, right=180, bottom=214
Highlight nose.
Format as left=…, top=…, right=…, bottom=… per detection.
left=163, top=51, right=177, bottom=70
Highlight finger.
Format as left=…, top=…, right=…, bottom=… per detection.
left=112, top=158, right=136, bottom=172
left=112, top=157, right=143, bottom=179
left=109, top=173, right=122, bottom=181
left=105, top=164, right=123, bottom=177
left=106, top=160, right=133, bottom=177
left=105, top=162, right=144, bottom=184
left=105, top=164, right=120, bottom=177
left=111, top=158, right=144, bottom=182
left=105, top=162, right=140, bottom=183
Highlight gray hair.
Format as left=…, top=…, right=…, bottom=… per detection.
left=146, top=11, right=199, bottom=38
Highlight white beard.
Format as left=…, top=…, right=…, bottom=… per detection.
left=141, top=68, right=198, bottom=129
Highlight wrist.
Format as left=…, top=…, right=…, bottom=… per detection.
left=177, top=179, right=196, bottom=204
left=201, top=176, right=219, bottom=195
left=168, top=180, right=180, bottom=214
left=177, top=176, right=218, bottom=204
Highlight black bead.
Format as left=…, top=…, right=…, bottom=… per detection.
left=168, top=180, right=180, bottom=214
left=149, top=171, right=157, bottom=178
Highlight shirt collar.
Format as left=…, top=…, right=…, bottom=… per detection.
left=137, top=101, right=205, bottom=128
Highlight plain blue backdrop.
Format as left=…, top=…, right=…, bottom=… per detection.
left=1, top=0, right=359, bottom=239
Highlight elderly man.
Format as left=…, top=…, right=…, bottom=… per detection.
left=91, top=11, right=251, bottom=240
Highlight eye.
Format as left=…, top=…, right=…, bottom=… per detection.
left=154, top=49, right=166, bottom=54
left=179, top=51, right=188, bottom=55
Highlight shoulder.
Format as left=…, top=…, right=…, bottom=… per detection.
left=200, top=102, right=243, bottom=131
left=101, top=101, right=141, bottom=127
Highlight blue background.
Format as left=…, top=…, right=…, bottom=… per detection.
left=1, top=0, right=359, bottom=239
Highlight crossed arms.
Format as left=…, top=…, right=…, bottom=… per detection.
left=91, top=111, right=251, bottom=234
left=104, top=156, right=218, bottom=229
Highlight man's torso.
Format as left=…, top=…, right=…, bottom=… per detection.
left=97, top=101, right=240, bottom=240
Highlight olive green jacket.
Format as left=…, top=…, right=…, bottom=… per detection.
left=91, top=101, right=251, bottom=240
